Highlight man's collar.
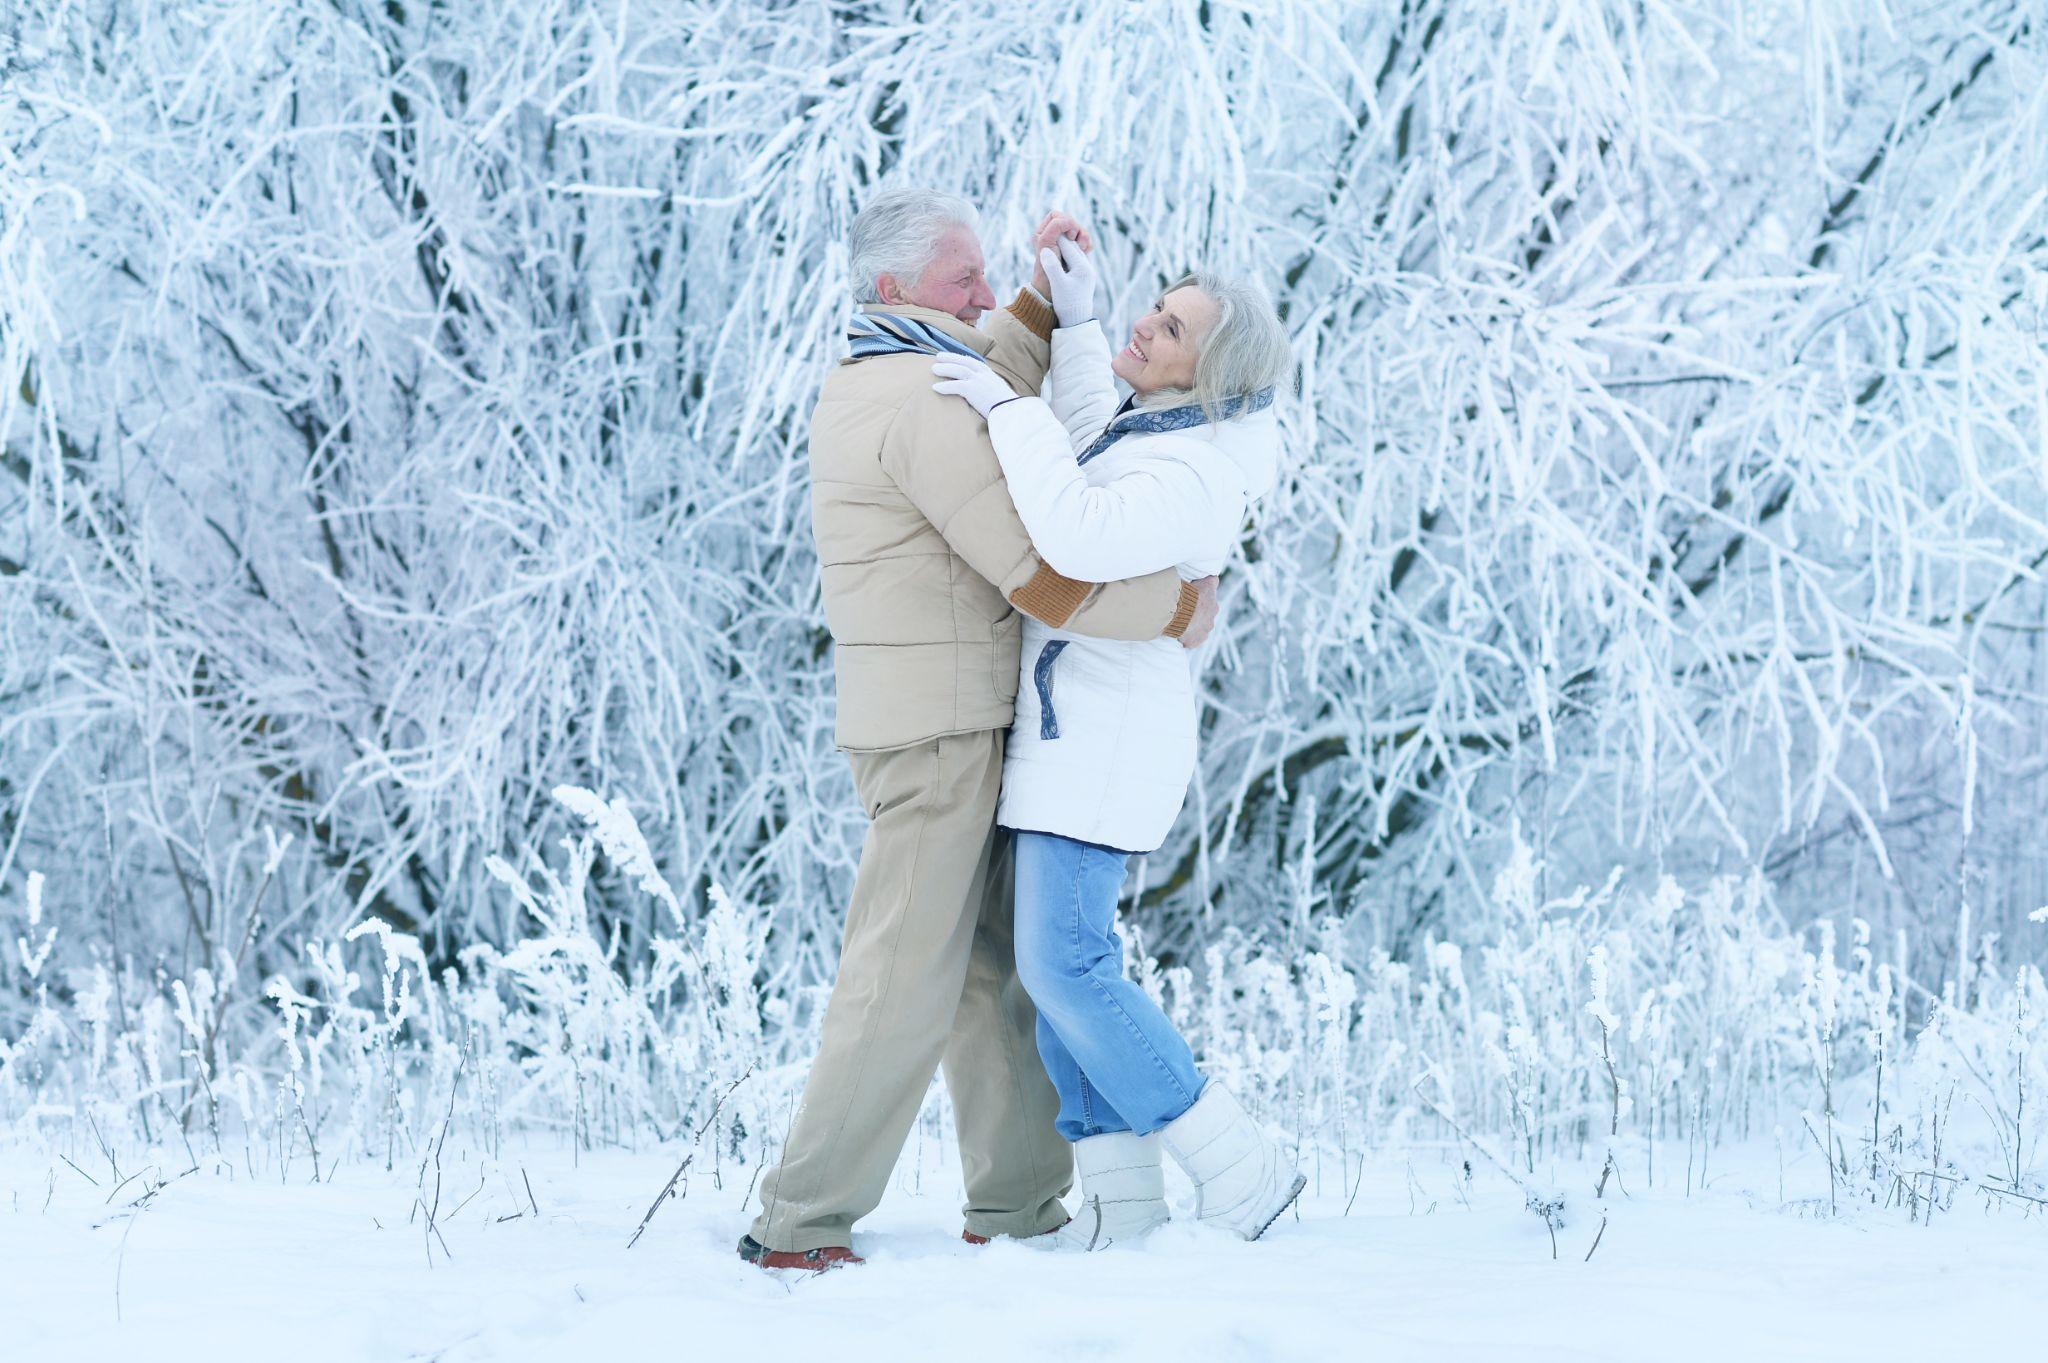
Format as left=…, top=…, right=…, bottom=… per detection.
left=857, top=302, right=994, bottom=356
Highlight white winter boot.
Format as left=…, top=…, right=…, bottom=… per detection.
left=1157, top=1083, right=1305, bottom=1241
left=1035, top=1131, right=1173, bottom=1251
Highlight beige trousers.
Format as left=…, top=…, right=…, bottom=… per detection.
left=750, top=729, right=1073, bottom=1251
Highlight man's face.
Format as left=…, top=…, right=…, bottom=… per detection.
left=879, top=223, right=998, bottom=323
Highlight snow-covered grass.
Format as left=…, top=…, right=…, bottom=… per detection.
left=4, top=791, right=2044, bottom=1233
left=3, top=1136, right=2041, bottom=1363
left=4, top=792, right=2044, bottom=1362
left=6, top=1, right=2046, bottom=986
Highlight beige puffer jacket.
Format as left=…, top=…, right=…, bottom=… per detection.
left=810, top=292, right=1199, bottom=752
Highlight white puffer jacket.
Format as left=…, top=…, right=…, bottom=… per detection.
left=983, top=320, right=1280, bottom=853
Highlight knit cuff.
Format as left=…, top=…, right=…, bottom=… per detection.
left=1006, top=287, right=1057, bottom=342
left=1162, top=581, right=1201, bottom=639
left=1009, top=562, right=1090, bottom=627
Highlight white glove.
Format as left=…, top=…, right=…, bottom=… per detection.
left=931, top=356, right=1018, bottom=418
left=1039, top=236, right=1098, bottom=328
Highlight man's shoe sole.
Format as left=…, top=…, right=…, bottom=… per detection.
left=737, top=1232, right=864, bottom=1271
left=961, top=1216, right=1072, bottom=1246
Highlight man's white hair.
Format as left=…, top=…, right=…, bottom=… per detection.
left=1144, top=271, right=1295, bottom=422
left=849, top=187, right=979, bottom=305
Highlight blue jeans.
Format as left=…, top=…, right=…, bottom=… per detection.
left=1011, top=830, right=1206, bottom=1141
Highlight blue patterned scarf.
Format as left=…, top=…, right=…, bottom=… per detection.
left=1077, top=387, right=1276, bottom=465
left=846, top=311, right=983, bottom=361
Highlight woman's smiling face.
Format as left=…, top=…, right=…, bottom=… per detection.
left=1111, top=286, right=1219, bottom=395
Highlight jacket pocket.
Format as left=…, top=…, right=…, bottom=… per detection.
left=1033, top=640, right=1069, bottom=740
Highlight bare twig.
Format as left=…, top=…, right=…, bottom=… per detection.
left=1977, top=1181, right=2048, bottom=1207
left=1583, top=1214, right=1608, bottom=1262
left=628, top=1064, right=754, bottom=1249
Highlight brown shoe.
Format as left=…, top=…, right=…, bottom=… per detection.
left=737, top=1233, right=864, bottom=1272
left=961, top=1217, right=1071, bottom=1246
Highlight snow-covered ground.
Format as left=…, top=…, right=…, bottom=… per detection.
left=4, top=1137, right=2040, bottom=1363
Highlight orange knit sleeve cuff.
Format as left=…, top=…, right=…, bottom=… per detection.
left=1006, top=288, right=1057, bottom=342
left=1009, top=562, right=1091, bottom=627
left=1162, top=581, right=1200, bottom=639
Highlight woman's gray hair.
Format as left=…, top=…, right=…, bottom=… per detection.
left=1142, top=271, right=1294, bottom=423
left=848, top=188, right=978, bottom=305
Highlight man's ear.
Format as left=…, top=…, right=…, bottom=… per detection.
left=875, top=273, right=904, bottom=306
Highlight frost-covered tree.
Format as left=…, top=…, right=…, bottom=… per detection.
left=2, top=1, right=2044, bottom=1032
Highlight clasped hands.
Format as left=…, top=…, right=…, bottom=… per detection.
left=931, top=210, right=1099, bottom=417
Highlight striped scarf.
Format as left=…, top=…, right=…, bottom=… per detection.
left=846, top=311, right=983, bottom=361
left=1077, top=387, right=1276, bottom=466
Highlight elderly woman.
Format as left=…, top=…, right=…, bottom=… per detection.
left=931, top=236, right=1303, bottom=1249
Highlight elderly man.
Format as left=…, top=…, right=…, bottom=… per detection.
left=739, top=189, right=1217, bottom=1270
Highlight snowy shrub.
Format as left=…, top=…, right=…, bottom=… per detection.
left=1, top=790, right=788, bottom=1183
left=2, top=1, right=2044, bottom=1017
left=11, top=825, right=2045, bottom=1224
